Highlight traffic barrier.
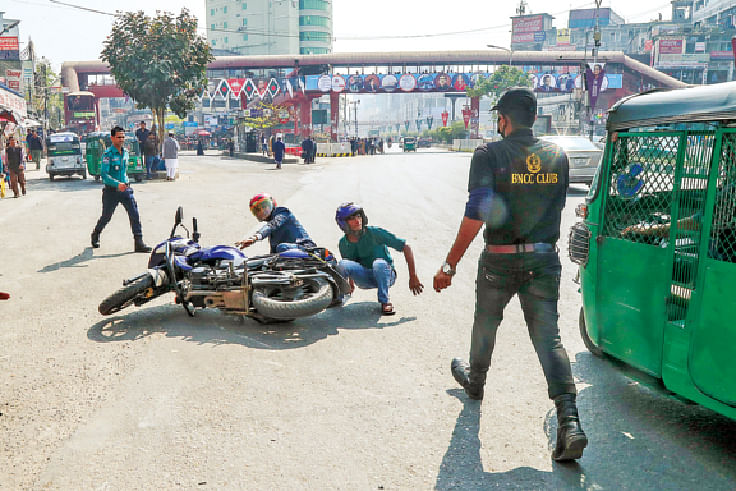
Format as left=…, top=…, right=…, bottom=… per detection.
left=315, top=142, right=353, bottom=157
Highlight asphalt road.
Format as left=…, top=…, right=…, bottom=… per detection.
left=1, top=149, right=735, bottom=489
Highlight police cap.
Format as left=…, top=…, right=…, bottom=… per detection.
left=491, top=88, right=537, bottom=118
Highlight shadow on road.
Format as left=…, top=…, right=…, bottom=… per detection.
left=86, top=301, right=416, bottom=349
left=38, top=247, right=132, bottom=273
left=437, top=353, right=736, bottom=490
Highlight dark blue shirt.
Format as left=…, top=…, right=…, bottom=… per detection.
left=273, top=140, right=285, bottom=161
left=257, top=206, right=311, bottom=253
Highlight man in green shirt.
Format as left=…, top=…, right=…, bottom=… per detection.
left=335, top=203, right=423, bottom=315
left=91, top=126, right=151, bottom=253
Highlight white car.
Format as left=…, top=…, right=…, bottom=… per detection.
left=540, top=136, right=602, bottom=186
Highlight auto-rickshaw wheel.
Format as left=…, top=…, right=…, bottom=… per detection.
left=579, top=307, right=603, bottom=357
left=94, top=175, right=101, bottom=182
left=134, top=174, right=143, bottom=183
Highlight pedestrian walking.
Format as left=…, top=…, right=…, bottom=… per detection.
left=90, top=126, right=151, bottom=253
left=261, top=135, right=268, bottom=156
left=228, top=139, right=235, bottom=157
left=143, top=131, right=158, bottom=179
left=308, top=137, right=317, bottom=164
left=29, top=130, right=43, bottom=170
left=432, top=88, right=586, bottom=461
left=4, top=136, right=26, bottom=198
left=301, top=136, right=311, bottom=164
left=334, top=202, right=423, bottom=315
left=163, top=132, right=180, bottom=181
left=196, top=139, right=204, bottom=156
left=272, top=136, right=285, bottom=169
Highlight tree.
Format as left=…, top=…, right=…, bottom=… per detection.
left=466, top=65, right=531, bottom=99
left=101, top=9, right=212, bottom=147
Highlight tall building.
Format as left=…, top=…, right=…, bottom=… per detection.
left=206, top=0, right=332, bottom=56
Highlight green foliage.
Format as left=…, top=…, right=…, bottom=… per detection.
left=466, top=65, right=531, bottom=99
left=423, top=120, right=468, bottom=143
left=101, top=9, right=212, bottom=144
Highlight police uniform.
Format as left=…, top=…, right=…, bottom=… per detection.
left=91, top=143, right=147, bottom=249
left=449, top=88, right=586, bottom=461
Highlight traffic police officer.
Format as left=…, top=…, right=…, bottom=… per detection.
left=432, top=88, right=587, bottom=461
left=91, top=126, right=151, bottom=253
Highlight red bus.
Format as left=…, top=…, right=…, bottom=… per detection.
left=64, top=91, right=98, bottom=135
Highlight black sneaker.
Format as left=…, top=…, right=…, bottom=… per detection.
left=134, top=240, right=151, bottom=253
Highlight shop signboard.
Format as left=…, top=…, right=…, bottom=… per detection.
left=512, top=15, right=543, bottom=33
left=659, top=39, right=683, bottom=55
left=0, top=37, right=19, bottom=60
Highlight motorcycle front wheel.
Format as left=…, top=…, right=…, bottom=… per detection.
left=99, top=275, right=154, bottom=316
left=252, top=278, right=333, bottom=320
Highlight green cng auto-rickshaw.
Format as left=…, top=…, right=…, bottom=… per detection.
left=85, top=132, right=108, bottom=181
left=403, top=137, right=416, bottom=152
left=85, top=133, right=145, bottom=182
left=569, top=82, right=736, bottom=421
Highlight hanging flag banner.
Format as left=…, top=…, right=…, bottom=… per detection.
left=228, top=78, right=245, bottom=98
left=426, top=115, right=433, bottom=130
left=462, top=108, right=471, bottom=129
left=441, top=111, right=448, bottom=127
left=416, top=119, right=422, bottom=130
left=404, top=120, right=410, bottom=131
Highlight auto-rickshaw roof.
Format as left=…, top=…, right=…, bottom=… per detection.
left=607, top=81, right=736, bottom=131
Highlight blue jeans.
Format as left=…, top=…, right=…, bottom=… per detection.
left=145, top=155, right=154, bottom=177
left=470, top=251, right=576, bottom=399
left=338, top=259, right=396, bottom=304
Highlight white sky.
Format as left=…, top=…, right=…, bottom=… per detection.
left=5, top=0, right=676, bottom=70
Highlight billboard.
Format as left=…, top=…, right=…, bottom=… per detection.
left=556, top=28, right=571, bottom=46
left=0, top=36, right=19, bottom=61
left=305, top=73, right=474, bottom=93
left=512, top=15, right=544, bottom=33
left=569, top=8, right=613, bottom=29
left=659, top=39, right=683, bottom=55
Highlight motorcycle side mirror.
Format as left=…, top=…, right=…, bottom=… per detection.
left=175, top=206, right=184, bottom=227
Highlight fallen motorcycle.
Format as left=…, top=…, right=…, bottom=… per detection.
left=99, top=207, right=350, bottom=322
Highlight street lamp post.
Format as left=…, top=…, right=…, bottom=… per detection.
left=487, top=44, right=513, bottom=66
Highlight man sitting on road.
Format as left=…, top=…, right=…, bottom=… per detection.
left=236, top=193, right=316, bottom=253
left=334, top=202, right=423, bottom=315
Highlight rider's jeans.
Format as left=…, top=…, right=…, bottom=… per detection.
left=470, top=250, right=576, bottom=399
left=338, top=259, right=396, bottom=304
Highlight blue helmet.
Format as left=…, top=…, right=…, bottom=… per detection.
left=335, top=202, right=367, bottom=232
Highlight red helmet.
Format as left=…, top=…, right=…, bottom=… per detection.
left=249, top=193, right=276, bottom=218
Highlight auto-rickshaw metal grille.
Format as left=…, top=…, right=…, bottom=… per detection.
left=667, top=132, right=714, bottom=322
left=708, top=132, right=736, bottom=264
left=602, top=135, right=679, bottom=242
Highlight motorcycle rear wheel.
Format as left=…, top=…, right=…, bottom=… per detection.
left=252, top=278, right=333, bottom=320
left=99, top=275, right=154, bottom=316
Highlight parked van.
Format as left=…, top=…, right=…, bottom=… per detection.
left=569, top=82, right=736, bottom=421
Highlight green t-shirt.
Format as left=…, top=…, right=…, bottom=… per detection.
left=339, top=226, right=406, bottom=269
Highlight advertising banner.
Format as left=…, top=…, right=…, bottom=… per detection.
left=0, top=36, right=19, bottom=61
left=659, top=39, right=683, bottom=55
left=512, top=15, right=543, bottom=33
left=5, top=68, right=21, bottom=92
left=512, top=33, right=535, bottom=44
left=711, top=50, right=734, bottom=60
left=441, top=111, right=448, bottom=127
left=305, top=73, right=476, bottom=94
left=556, top=28, right=570, bottom=46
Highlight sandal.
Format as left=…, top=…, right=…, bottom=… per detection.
left=381, top=302, right=396, bottom=316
